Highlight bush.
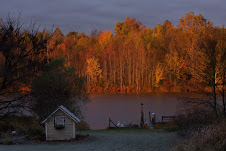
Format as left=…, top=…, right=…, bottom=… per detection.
left=27, top=124, right=45, bottom=141
left=175, top=108, right=217, bottom=137
left=76, top=121, right=90, bottom=130
left=2, top=140, right=13, bottom=145
left=173, top=119, right=226, bottom=151
left=143, top=124, right=149, bottom=129
left=174, top=105, right=226, bottom=151
left=0, top=131, right=13, bottom=145
left=0, top=115, right=45, bottom=141
left=0, top=118, right=14, bottom=134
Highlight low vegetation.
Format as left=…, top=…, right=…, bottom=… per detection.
left=174, top=105, right=226, bottom=151
left=154, top=121, right=178, bottom=132
left=0, top=116, right=45, bottom=144
left=76, top=121, right=90, bottom=130
left=174, top=119, right=226, bottom=151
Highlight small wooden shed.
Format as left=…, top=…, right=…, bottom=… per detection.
left=42, top=105, right=80, bottom=141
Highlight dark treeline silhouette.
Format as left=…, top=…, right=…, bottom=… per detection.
left=0, top=14, right=49, bottom=116
left=0, top=14, right=88, bottom=118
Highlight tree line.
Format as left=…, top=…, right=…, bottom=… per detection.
left=32, top=12, right=225, bottom=94
left=0, top=12, right=225, bottom=94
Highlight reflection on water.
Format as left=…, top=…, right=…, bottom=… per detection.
left=82, top=94, right=182, bottom=129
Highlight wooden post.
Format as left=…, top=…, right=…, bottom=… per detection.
left=109, top=118, right=110, bottom=128
left=149, top=112, right=151, bottom=123
left=108, top=118, right=118, bottom=127
left=140, top=103, right=144, bottom=127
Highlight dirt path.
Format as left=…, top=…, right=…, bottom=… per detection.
left=0, top=129, right=178, bottom=151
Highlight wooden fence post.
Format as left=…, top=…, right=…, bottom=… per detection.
left=109, top=117, right=110, bottom=128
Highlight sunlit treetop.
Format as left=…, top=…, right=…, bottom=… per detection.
left=115, top=17, right=145, bottom=35
left=66, top=31, right=78, bottom=37
left=178, top=11, right=213, bottom=32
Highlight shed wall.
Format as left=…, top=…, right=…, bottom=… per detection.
left=46, top=110, right=76, bottom=141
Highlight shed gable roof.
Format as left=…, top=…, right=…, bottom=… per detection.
left=42, top=105, right=80, bottom=123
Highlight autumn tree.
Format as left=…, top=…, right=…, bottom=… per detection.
left=115, top=17, right=144, bottom=35
left=178, top=11, right=212, bottom=33
left=177, top=12, right=223, bottom=115
left=155, top=63, right=164, bottom=88
left=86, top=57, right=102, bottom=85
left=48, top=27, right=64, bottom=58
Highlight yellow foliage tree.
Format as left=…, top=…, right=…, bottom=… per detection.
left=98, top=29, right=112, bottom=46
left=155, top=63, right=164, bottom=88
left=86, top=58, right=102, bottom=84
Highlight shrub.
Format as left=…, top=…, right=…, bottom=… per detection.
left=76, top=121, right=90, bottom=130
left=0, top=132, right=13, bottom=145
left=173, top=119, right=226, bottom=151
left=0, top=115, right=45, bottom=141
left=2, top=140, right=13, bottom=145
left=0, top=119, right=13, bottom=135
left=175, top=108, right=217, bottom=137
left=27, top=124, right=45, bottom=141
left=143, top=124, right=149, bottom=129
left=25, top=118, right=45, bottom=141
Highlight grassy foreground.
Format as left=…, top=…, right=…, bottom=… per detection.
left=0, top=128, right=178, bottom=151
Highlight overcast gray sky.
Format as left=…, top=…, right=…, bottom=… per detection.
left=1, top=0, right=225, bottom=34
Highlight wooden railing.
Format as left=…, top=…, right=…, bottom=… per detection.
left=109, top=118, right=118, bottom=128
left=162, top=116, right=175, bottom=122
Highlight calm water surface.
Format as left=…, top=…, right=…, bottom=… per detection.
left=82, top=94, right=182, bottom=129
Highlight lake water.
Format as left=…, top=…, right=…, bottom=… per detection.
left=82, top=94, right=182, bottom=129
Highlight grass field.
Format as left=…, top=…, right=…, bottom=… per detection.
left=0, top=129, right=178, bottom=151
